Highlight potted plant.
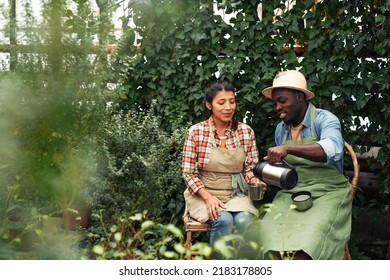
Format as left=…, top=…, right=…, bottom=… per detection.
left=63, top=204, right=91, bottom=231
left=55, top=144, right=95, bottom=231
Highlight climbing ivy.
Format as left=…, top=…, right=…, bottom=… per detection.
left=113, top=0, right=390, bottom=212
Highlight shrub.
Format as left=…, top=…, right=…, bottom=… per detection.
left=89, top=210, right=212, bottom=260
left=89, top=103, right=186, bottom=230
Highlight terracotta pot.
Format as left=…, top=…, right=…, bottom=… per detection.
left=63, top=205, right=91, bottom=231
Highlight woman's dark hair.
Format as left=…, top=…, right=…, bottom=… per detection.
left=203, top=80, right=238, bottom=130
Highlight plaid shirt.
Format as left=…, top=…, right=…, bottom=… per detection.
left=182, top=117, right=259, bottom=195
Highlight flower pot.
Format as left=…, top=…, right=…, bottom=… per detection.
left=63, top=205, right=91, bottom=231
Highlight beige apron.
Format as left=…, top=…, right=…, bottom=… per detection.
left=183, top=119, right=258, bottom=223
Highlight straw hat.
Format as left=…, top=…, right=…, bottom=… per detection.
left=262, top=70, right=315, bottom=100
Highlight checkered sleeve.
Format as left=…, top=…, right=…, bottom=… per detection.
left=181, top=127, right=204, bottom=195
left=239, top=123, right=260, bottom=182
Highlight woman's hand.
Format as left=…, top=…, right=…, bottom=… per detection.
left=197, top=188, right=226, bottom=221
left=205, top=196, right=226, bottom=221
left=249, top=177, right=268, bottom=191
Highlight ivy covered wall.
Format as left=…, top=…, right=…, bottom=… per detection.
left=115, top=0, right=390, bottom=212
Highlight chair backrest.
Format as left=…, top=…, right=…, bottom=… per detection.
left=343, top=142, right=360, bottom=260
left=344, top=142, right=360, bottom=198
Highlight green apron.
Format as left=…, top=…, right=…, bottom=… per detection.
left=258, top=105, right=352, bottom=259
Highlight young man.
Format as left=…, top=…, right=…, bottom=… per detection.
left=258, top=70, right=352, bottom=260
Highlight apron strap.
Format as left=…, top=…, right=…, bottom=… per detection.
left=208, top=117, right=241, bottom=148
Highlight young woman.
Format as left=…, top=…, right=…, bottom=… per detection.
left=181, top=81, right=263, bottom=256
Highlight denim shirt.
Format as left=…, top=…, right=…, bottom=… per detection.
left=274, top=103, right=345, bottom=173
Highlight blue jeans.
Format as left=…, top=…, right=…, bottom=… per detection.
left=207, top=211, right=255, bottom=247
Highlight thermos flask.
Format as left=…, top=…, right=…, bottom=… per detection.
left=253, top=159, right=298, bottom=190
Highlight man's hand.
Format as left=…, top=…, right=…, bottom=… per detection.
left=264, top=146, right=288, bottom=163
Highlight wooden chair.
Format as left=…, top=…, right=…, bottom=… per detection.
left=183, top=213, right=211, bottom=259
left=183, top=142, right=360, bottom=260
left=343, top=141, right=360, bottom=259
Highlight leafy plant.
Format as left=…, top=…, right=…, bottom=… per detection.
left=89, top=103, right=186, bottom=229
left=89, top=210, right=212, bottom=260
left=0, top=0, right=117, bottom=254
left=0, top=172, right=47, bottom=253
left=1, top=0, right=390, bottom=260
left=115, top=0, right=390, bottom=214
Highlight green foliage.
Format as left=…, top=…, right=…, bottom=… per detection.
left=116, top=0, right=390, bottom=213
left=89, top=104, right=186, bottom=228
left=89, top=210, right=212, bottom=260
left=2, top=0, right=390, bottom=260
left=0, top=0, right=116, bottom=253
left=115, top=0, right=297, bottom=149
left=0, top=0, right=111, bottom=204
left=298, top=0, right=390, bottom=210
left=213, top=234, right=263, bottom=260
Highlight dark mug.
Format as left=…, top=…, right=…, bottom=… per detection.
left=253, top=159, right=298, bottom=190
left=248, top=182, right=264, bottom=201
